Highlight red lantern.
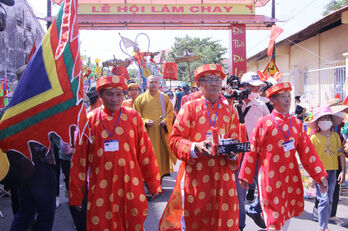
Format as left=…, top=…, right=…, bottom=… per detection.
left=162, top=62, right=178, bottom=80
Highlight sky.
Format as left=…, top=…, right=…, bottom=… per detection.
left=27, top=0, right=331, bottom=63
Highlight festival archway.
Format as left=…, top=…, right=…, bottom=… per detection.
left=76, top=0, right=274, bottom=80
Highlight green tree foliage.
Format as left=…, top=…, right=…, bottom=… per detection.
left=166, top=35, right=227, bottom=82
left=128, top=68, right=139, bottom=80
left=322, top=0, right=348, bottom=15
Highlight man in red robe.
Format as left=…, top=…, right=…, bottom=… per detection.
left=159, top=64, right=240, bottom=231
left=239, top=82, right=328, bottom=231
left=181, top=90, right=202, bottom=106
left=69, top=75, right=162, bottom=231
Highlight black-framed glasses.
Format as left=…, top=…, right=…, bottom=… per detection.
left=199, top=78, right=222, bottom=84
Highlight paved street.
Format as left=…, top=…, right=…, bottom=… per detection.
left=1, top=161, right=348, bottom=231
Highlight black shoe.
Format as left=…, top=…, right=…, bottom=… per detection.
left=246, top=188, right=255, bottom=202
left=246, top=211, right=266, bottom=228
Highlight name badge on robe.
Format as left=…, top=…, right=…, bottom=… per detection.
left=282, top=140, right=295, bottom=152
left=104, top=140, right=119, bottom=152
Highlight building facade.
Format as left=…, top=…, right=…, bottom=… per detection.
left=247, top=6, right=348, bottom=111
left=0, top=0, right=44, bottom=81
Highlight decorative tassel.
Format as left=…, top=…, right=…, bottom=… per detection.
left=212, top=127, right=219, bottom=156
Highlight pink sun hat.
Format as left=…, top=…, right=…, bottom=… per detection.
left=308, top=106, right=343, bottom=129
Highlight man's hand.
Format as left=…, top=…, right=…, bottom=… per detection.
left=319, top=178, right=328, bottom=194
left=145, top=119, right=154, bottom=127
left=338, top=172, right=346, bottom=185
left=74, top=205, right=83, bottom=212
left=227, top=151, right=238, bottom=160
left=194, top=140, right=212, bottom=156
left=147, top=193, right=159, bottom=201
left=308, top=177, right=315, bottom=188
left=224, top=139, right=238, bottom=159
left=239, top=179, right=249, bottom=189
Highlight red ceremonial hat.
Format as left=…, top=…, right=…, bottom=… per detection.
left=194, top=64, right=226, bottom=81
left=96, top=76, right=127, bottom=92
left=266, top=82, right=292, bottom=98
left=116, top=66, right=130, bottom=80
left=127, top=82, right=140, bottom=90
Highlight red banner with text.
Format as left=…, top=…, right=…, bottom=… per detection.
left=230, top=24, right=247, bottom=78
left=78, top=4, right=255, bottom=15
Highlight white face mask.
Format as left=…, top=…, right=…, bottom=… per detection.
left=248, top=92, right=259, bottom=101
left=318, top=120, right=333, bottom=131
left=343, top=133, right=348, bottom=141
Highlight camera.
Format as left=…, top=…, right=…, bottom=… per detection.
left=218, top=139, right=250, bottom=155
left=205, top=139, right=250, bottom=156
left=226, top=75, right=250, bottom=101
left=0, top=0, right=14, bottom=32
left=0, top=4, right=7, bottom=32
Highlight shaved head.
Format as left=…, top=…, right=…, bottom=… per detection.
left=147, top=75, right=160, bottom=95
left=147, top=75, right=159, bottom=82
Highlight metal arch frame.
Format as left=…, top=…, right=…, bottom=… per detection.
left=76, top=1, right=274, bottom=30
left=78, top=14, right=275, bottom=30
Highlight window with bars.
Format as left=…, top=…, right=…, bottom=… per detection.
left=303, top=70, right=309, bottom=95
left=334, top=66, right=346, bottom=100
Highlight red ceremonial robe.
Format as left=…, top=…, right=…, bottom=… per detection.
left=159, top=97, right=240, bottom=231
left=122, top=98, right=134, bottom=108
left=180, top=91, right=202, bottom=106
left=69, top=106, right=162, bottom=231
left=239, top=110, right=328, bottom=230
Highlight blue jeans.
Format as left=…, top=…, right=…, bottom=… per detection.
left=248, top=164, right=257, bottom=190
left=315, top=170, right=337, bottom=230
left=248, top=196, right=262, bottom=214
left=60, top=159, right=87, bottom=231
left=248, top=160, right=262, bottom=214
left=10, top=162, right=57, bottom=231
left=236, top=169, right=246, bottom=230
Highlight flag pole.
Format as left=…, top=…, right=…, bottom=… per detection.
left=272, top=0, right=276, bottom=62
left=47, top=0, right=52, bottom=29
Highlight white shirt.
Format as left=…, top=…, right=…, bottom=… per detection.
left=170, top=98, right=176, bottom=108
left=242, top=98, right=270, bottom=138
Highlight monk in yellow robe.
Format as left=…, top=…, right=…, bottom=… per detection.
left=134, top=75, right=175, bottom=178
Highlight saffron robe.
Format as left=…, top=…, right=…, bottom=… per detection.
left=134, top=90, right=175, bottom=177
left=239, top=111, right=328, bottom=230
left=69, top=106, right=162, bottom=231
left=159, top=97, right=240, bottom=231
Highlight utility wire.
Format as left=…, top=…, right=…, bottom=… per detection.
left=247, top=0, right=325, bottom=55
left=286, top=39, right=331, bottom=63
